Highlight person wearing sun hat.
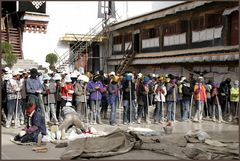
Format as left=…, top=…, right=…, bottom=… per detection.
left=54, top=73, right=63, bottom=121
left=166, top=77, right=179, bottom=122
left=21, top=69, right=30, bottom=124
left=108, top=75, right=120, bottom=125
left=153, top=75, right=167, bottom=124
left=193, top=76, right=207, bottom=123
left=60, top=74, right=74, bottom=116
left=74, top=74, right=89, bottom=119
left=122, top=73, right=136, bottom=124
left=5, top=70, right=22, bottom=128
left=230, top=80, right=239, bottom=122
left=87, top=74, right=106, bottom=124
left=26, top=68, right=42, bottom=114
left=210, top=82, right=223, bottom=123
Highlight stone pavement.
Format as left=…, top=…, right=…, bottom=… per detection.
left=1, top=118, right=239, bottom=160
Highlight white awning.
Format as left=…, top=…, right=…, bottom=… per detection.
left=20, top=11, right=49, bottom=22
left=222, top=6, right=238, bottom=16
left=131, top=54, right=239, bottom=65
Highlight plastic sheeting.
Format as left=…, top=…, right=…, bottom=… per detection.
left=164, top=33, right=186, bottom=46
left=113, top=44, right=122, bottom=52
left=192, top=27, right=223, bottom=43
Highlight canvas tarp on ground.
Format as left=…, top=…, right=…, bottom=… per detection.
left=60, top=128, right=141, bottom=160
left=60, top=128, right=239, bottom=160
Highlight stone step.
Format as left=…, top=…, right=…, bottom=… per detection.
left=12, top=59, right=39, bottom=70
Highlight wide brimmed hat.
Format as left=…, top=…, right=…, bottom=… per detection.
left=30, top=68, right=39, bottom=75
left=93, top=74, right=100, bottom=80
left=112, top=76, right=119, bottom=82
left=71, top=70, right=80, bottom=78
left=53, top=73, right=61, bottom=81
left=180, top=77, right=186, bottom=83
left=42, top=74, right=50, bottom=81
left=77, top=75, right=89, bottom=82
left=109, top=71, right=115, bottom=76
left=12, top=70, right=20, bottom=76
left=65, top=75, right=72, bottom=83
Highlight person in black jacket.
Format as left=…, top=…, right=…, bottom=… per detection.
left=181, top=80, right=192, bottom=121
left=122, top=74, right=136, bottom=124
left=219, top=78, right=231, bottom=117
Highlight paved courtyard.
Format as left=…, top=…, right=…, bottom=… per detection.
left=1, top=118, right=239, bottom=160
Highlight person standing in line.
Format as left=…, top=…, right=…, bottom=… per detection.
left=21, top=70, right=30, bottom=125
left=229, top=80, right=239, bottom=122
left=60, top=75, right=74, bottom=122
left=210, top=82, right=223, bottom=123
left=219, top=78, right=231, bottom=117
left=205, top=80, right=212, bottom=118
left=54, top=74, right=62, bottom=122
left=193, top=77, right=207, bottom=123
left=122, top=73, right=136, bottom=124
left=153, top=76, right=167, bottom=124
left=26, top=68, right=42, bottom=113
left=166, top=78, right=178, bottom=122
left=136, top=76, right=150, bottom=124
left=48, top=75, right=58, bottom=124
left=6, top=71, right=21, bottom=128
left=87, top=74, right=105, bottom=124
left=181, top=79, right=192, bottom=121
left=42, top=74, right=51, bottom=123
left=100, top=78, right=110, bottom=119
left=108, top=75, right=120, bottom=126
left=74, top=74, right=89, bottom=120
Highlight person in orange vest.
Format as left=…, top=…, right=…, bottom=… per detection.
left=193, top=77, right=207, bottom=122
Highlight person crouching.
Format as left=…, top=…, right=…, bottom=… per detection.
left=59, top=102, right=87, bottom=137
left=14, top=102, right=46, bottom=143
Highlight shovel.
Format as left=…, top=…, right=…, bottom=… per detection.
left=14, top=91, right=19, bottom=128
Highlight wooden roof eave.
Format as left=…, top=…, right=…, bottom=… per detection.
left=108, top=1, right=213, bottom=32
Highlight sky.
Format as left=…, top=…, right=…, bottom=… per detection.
left=47, top=1, right=183, bottom=35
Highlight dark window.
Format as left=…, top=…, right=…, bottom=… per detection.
left=164, top=23, right=177, bottom=36
left=192, top=16, right=204, bottom=31
left=205, top=14, right=222, bottom=28
left=124, top=34, right=132, bottom=42
left=177, top=20, right=188, bottom=33
left=142, top=28, right=159, bottom=39
left=113, top=36, right=122, bottom=44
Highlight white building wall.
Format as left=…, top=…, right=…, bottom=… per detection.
left=22, top=1, right=100, bottom=67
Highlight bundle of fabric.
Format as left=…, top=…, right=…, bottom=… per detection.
left=60, top=128, right=141, bottom=160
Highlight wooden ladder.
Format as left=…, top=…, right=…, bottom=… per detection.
left=116, top=43, right=135, bottom=74
left=1, top=27, right=23, bottom=59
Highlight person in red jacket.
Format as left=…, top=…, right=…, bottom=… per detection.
left=60, top=75, right=74, bottom=122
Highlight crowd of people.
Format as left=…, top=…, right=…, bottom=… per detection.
left=1, top=67, right=239, bottom=130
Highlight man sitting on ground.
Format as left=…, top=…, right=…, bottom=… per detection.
left=14, top=102, right=46, bottom=143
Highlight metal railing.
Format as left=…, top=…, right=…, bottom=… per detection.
left=56, top=15, right=114, bottom=68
